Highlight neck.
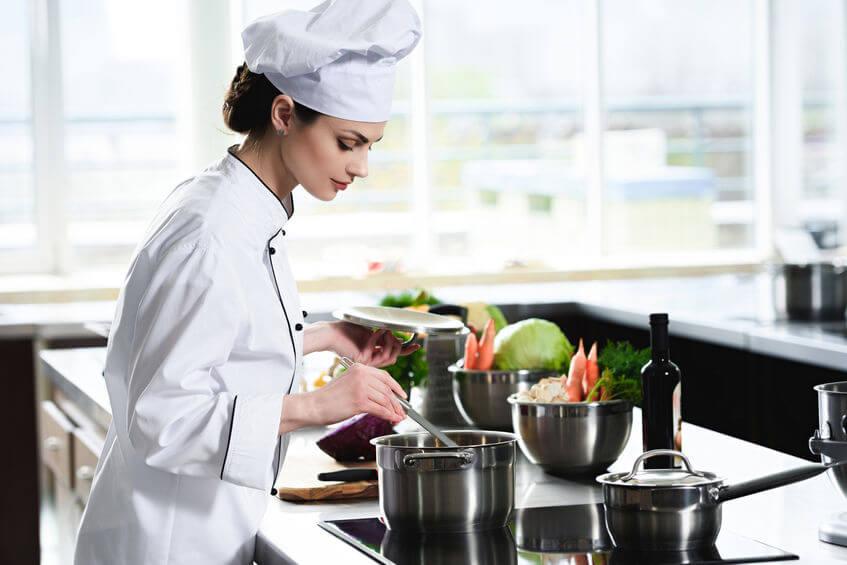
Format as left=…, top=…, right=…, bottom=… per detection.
left=233, top=135, right=298, bottom=201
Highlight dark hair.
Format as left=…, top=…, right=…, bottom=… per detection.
left=222, top=63, right=322, bottom=138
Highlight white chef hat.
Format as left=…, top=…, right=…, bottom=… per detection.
left=241, top=0, right=421, bottom=123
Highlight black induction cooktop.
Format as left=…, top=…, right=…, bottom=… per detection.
left=318, top=503, right=798, bottom=565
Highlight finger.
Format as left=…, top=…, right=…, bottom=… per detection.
left=385, top=332, right=402, bottom=363
left=369, top=380, right=405, bottom=419
left=365, top=329, right=384, bottom=353
left=367, top=386, right=405, bottom=421
left=381, top=329, right=397, bottom=354
left=399, top=343, right=422, bottom=356
left=374, top=331, right=396, bottom=366
left=365, top=400, right=401, bottom=424
left=375, top=369, right=408, bottom=400
left=366, top=380, right=405, bottom=420
left=360, top=330, right=384, bottom=365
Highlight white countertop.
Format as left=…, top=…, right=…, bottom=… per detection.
left=256, top=411, right=847, bottom=564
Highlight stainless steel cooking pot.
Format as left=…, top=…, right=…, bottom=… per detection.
left=371, top=430, right=516, bottom=533
left=772, top=261, right=847, bottom=321
left=597, top=449, right=835, bottom=551
left=810, top=381, right=847, bottom=499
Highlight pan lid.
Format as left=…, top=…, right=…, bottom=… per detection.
left=333, top=305, right=467, bottom=336
left=596, top=449, right=724, bottom=487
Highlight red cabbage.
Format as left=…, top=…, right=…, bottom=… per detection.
left=316, top=414, right=395, bottom=462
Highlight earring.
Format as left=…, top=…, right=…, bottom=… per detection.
left=276, top=129, right=287, bottom=137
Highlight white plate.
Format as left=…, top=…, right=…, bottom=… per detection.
left=332, top=306, right=466, bottom=336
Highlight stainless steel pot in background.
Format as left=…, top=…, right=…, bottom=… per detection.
left=772, top=261, right=847, bottom=321
left=419, top=305, right=472, bottom=426
left=371, top=430, right=516, bottom=533
left=450, top=365, right=560, bottom=431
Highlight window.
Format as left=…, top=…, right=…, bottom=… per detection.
left=61, top=0, right=180, bottom=268
left=3, top=0, right=846, bottom=282
left=426, top=0, right=588, bottom=272
left=798, top=0, right=845, bottom=240
left=0, top=0, right=35, bottom=269
left=603, top=0, right=756, bottom=253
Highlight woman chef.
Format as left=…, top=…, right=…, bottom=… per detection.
left=74, top=2, right=421, bottom=563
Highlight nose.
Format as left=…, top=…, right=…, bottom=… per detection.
left=347, top=151, right=368, bottom=180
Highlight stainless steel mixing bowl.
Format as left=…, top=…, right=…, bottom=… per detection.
left=508, top=395, right=632, bottom=476
left=449, top=363, right=559, bottom=431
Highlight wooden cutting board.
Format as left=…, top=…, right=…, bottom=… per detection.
left=274, top=437, right=379, bottom=503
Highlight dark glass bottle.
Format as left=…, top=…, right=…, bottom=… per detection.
left=641, top=313, right=682, bottom=469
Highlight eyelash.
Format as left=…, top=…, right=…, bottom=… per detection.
left=338, top=139, right=374, bottom=152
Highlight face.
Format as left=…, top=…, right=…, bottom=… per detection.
left=279, top=106, right=386, bottom=202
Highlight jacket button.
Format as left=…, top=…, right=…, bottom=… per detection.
left=282, top=229, right=286, bottom=236
left=270, top=488, right=277, bottom=496
left=302, top=310, right=308, bottom=318
left=269, top=247, right=276, bottom=255
left=295, top=323, right=303, bottom=331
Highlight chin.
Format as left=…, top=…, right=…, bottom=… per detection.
left=301, top=183, right=338, bottom=202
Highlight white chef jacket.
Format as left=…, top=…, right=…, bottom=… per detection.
left=74, top=147, right=305, bottom=565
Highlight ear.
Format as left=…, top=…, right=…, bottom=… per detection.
left=270, top=95, right=296, bottom=135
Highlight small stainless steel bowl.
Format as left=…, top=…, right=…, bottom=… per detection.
left=508, top=395, right=633, bottom=477
left=449, top=363, right=560, bottom=431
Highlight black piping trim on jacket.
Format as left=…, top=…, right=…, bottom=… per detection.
left=227, top=147, right=294, bottom=220
left=267, top=230, right=298, bottom=486
left=221, top=395, right=238, bottom=479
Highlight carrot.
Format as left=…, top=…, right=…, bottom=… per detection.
left=476, top=318, right=496, bottom=371
left=583, top=342, right=599, bottom=398
left=565, top=338, right=586, bottom=401
left=464, top=332, right=479, bottom=370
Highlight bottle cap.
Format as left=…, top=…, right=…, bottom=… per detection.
left=650, top=313, right=669, bottom=324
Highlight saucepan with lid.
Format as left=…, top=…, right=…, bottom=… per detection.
left=597, top=449, right=840, bottom=551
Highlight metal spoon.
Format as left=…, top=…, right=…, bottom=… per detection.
left=339, top=356, right=459, bottom=448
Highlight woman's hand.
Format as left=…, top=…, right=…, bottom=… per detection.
left=325, top=321, right=421, bottom=367
left=279, top=361, right=407, bottom=433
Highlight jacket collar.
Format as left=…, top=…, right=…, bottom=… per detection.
left=225, top=145, right=294, bottom=239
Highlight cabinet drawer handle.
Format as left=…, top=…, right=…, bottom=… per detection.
left=76, top=466, right=95, bottom=482
left=44, top=437, right=62, bottom=452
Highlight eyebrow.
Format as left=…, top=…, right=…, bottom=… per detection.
left=340, top=129, right=383, bottom=144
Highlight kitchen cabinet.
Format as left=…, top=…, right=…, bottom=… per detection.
left=39, top=389, right=107, bottom=564
left=40, top=401, right=75, bottom=489
left=71, top=427, right=103, bottom=505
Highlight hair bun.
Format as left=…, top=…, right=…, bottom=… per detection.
left=222, top=63, right=279, bottom=136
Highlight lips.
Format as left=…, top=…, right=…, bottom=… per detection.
left=331, top=178, right=349, bottom=190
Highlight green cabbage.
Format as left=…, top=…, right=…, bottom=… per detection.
left=493, top=318, right=573, bottom=371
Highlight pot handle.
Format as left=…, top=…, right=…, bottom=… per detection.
left=621, top=449, right=707, bottom=482
left=810, top=429, right=847, bottom=461
left=712, top=463, right=830, bottom=504
left=403, top=451, right=474, bottom=468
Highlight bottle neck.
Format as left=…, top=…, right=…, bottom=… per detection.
left=650, top=322, right=669, bottom=361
